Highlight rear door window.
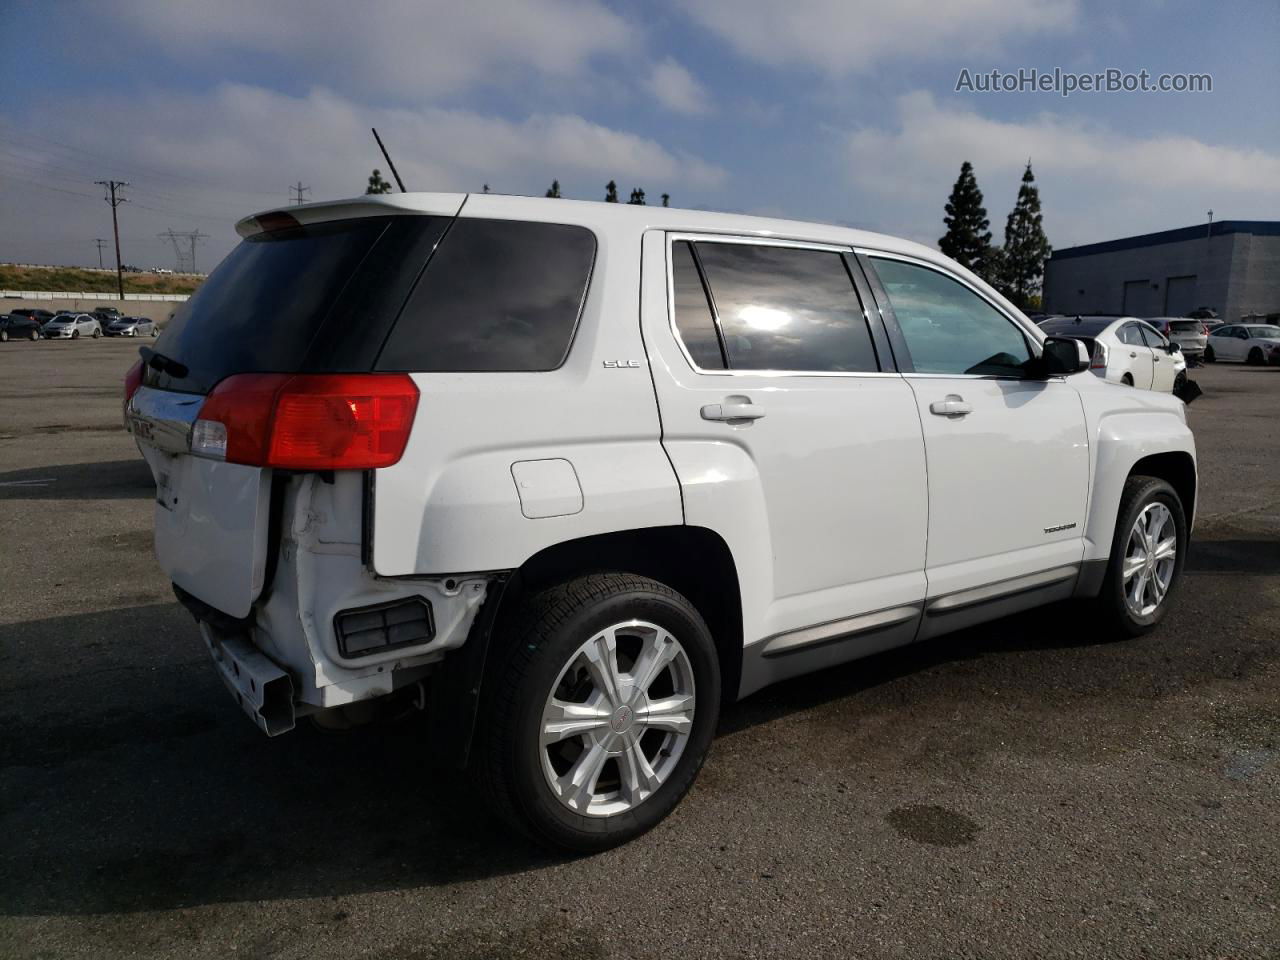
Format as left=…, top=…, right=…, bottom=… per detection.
left=670, top=240, right=726, bottom=370
left=377, top=219, right=596, bottom=372
left=689, top=241, right=878, bottom=372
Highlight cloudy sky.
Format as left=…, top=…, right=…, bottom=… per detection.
left=2, top=0, right=1277, bottom=270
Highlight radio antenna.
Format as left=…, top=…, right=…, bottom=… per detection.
left=371, top=127, right=407, bottom=192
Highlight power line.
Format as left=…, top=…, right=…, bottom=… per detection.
left=95, top=180, right=129, bottom=300
left=289, top=181, right=311, bottom=205
left=93, top=238, right=107, bottom=269
left=157, top=228, right=208, bottom=273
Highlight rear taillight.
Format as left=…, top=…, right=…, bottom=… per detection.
left=1201, top=324, right=1209, bottom=335
left=192, top=373, right=419, bottom=470
left=124, top=359, right=143, bottom=417
left=1090, top=341, right=1108, bottom=370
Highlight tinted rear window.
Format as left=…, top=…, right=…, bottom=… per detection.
left=151, top=218, right=392, bottom=394
left=691, top=242, right=878, bottom=372
left=376, top=219, right=596, bottom=372
left=1168, top=321, right=1202, bottom=332
left=1040, top=318, right=1112, bottom=336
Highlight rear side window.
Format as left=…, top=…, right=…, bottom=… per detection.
left=1118, top=324, right=1145, bottom=346
left=689, top=241, right=877, bottom=372
left=670, top=241, right=725, bottom=369
left=152, top=217, right=395, bottom=394
left=377, top=219, right=595, bottom=372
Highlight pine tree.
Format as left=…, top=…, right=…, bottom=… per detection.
left=545, top=179, right=561, bottom=198
left=482, top=183, right=490, bottom=194
left=938, top=161, right=993, bottom=276
left=998, top=162, right=1051, bottom=309
left=661, top=193, right=670, bottom=208
left=628, top=187, right=646, bottom=205
left=366, top=169, right=393, bottom=194
left=605, top=180, right=619, bottom=203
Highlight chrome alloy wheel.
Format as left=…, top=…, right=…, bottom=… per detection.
left=1123, top=502, right=1177, bottom=617
left=540, top=620, right=696, bottom=817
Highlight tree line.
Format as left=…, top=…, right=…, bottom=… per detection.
left=365, top=169, right=671, bottom=207
left=938, top=160, right=1050, bottom=310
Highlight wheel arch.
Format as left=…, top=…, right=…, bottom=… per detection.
left=503, top=525, right=744, bottom=704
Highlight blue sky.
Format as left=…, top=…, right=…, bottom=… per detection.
left=2, top=0, right=1278, bottom=269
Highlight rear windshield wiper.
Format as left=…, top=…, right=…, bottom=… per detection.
left=139, top=346, right=189, bottom=380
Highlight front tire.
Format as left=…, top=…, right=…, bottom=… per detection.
left=0, top=330, right=8, bottom=342
left=1096, top=476, right=1187, bottom=637
left=72, top=329, right=80, bottom=340
left=1204, top=345, right=1215, bottom=362
left=1248, top=347, right=1264, bottom=365
left=29, top=328, right=39, bottom=341
left=477, top=573, right=720, bottom=852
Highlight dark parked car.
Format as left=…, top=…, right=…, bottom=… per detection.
left=93, top=306, right=124, bottom=322
left=0, top=312, right=46, bottom=341
left=105, top=316, right=158, bottom=337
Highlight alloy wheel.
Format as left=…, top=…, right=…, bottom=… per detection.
left=1122, top=502, right=1177, bottom=617
left=539, top=620, right=696, bottom=817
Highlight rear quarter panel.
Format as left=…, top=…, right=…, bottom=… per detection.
left=371, top=202, right=682, bottom=575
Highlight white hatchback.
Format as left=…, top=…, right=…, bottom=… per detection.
left=1038, top=315, right=1188, bottom=392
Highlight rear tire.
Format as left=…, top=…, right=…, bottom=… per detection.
left=476, top=573, right=720, bottom=852
left=1204, top=345, right=1215, bottom=363
left=92, top=328, right=101, bottom=338
left=1095, top=476, right=1187, bottom=637
left=1248, top=347, right=1264, bottom=365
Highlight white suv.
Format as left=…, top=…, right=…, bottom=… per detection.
left=125, top=193, right=1197, bottom=850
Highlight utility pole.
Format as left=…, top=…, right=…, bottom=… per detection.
left=95, top=180, right=129, bottom=300
left=93, top=238, right=107, bottom=269
left=289, top=181, right=310, bottom=205
left=188, top=228, right=208, bottom=273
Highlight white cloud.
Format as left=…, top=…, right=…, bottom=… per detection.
left=0, top=84, right=726, bottom=266
left=682, top=0, right=1078, bottom=73
left=103, top=0, right=632, bottom=98
left=646, top=58, right=712, bottom=114
left=845, top=91, right=1280, bottom=247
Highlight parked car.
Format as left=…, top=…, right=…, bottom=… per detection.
left=1146, top=317, right=1209, bottom=363
left=6, top=307, right=55, bottom=327
left=1204, top=323, right=1280, bottom=365
left=105, top=316, right=158, bottom=337
left=0, top=312, right=45, bottom=341
left=43, top=313, right=102, bottom=339
left=125, top=195, right=1197, bottom=851
left=92, top=306, right=124, bottom=322
left=1038, top=316, right=1188, bottom=393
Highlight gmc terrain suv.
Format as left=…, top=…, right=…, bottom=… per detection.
left=126, top=193, right=1196, bottom=850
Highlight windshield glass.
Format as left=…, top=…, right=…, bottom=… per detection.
left=1245, top=325, right=1280, bottom=339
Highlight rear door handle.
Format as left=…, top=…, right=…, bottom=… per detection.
left=931, top=394, right=967, bottom=417
left=929, top=395, right=972, bottom=417
left=701, top=400, right=765, bottom=422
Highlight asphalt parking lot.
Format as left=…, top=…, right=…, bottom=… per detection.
left=1, top=338, right=1276, bottom=959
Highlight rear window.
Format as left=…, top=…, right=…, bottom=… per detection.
left=1040, top=318, right=1112, bottom=336
left=151, top=218, right=395, bottom=394
left=376, top=219, right=596, bottom=373
left=1168, top=320, right=1202, bottom=333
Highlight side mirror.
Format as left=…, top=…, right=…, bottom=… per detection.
left=1038, top=335, right=1090, bottom=377
left=1168, top=342, right=1181, bottom=354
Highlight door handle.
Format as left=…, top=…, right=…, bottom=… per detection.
left=701, top=400, right=765, bottom=422
left=929, top=395, right=972, bottom=417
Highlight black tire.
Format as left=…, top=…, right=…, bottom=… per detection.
left=1248, top=347, right=1264, bottom=366
left=71, top=329, right=80, bottom=340
left=476, top=572, right=721, bottom=852
left=92, top=328, right=101, bottom=339
left=1204, top=345, right=1215, bottom=363
left=1173, top=371, right=1187, bottom=395
left=1096, top=476, right=1187, bottom=637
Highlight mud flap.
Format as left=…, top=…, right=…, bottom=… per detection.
left=1174, top=377, right=1202, bottom=405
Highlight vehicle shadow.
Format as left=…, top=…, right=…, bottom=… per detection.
left=3, top=532, right=1273, bottom=917
left=1186, top=538, right=1280, bottom=575
left=0, top=459, right=154, bottom=500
